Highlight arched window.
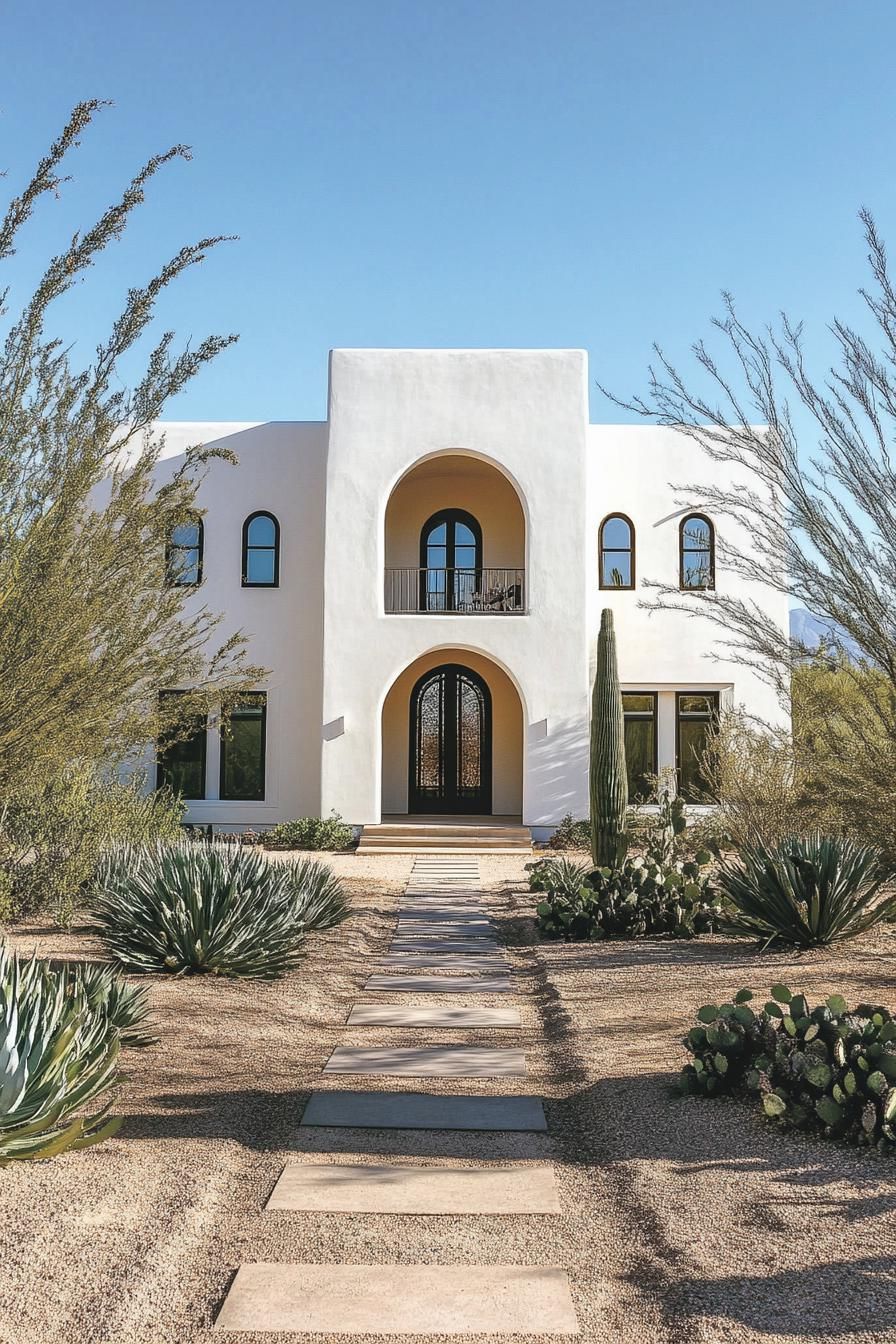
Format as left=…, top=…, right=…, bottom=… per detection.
left=166, top=514, right=203, bottom=587
left=599, top=513, right=635, bottom=589
left=242, top=511, right=280, bottom=587
left=679, top=514, right=715, bottom=590
left=419, top=509, right=482, bottom=611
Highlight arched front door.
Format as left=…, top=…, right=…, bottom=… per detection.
left=419, top=509, right=482, bottom=612
left=409, top=664, right=492, bottom=814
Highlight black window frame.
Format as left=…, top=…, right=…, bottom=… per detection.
left=156, top=690, right=208, bottom=800
left=241, top=511, right=280, bottom=588
left=419, top=508, right=483, bottom=612
left=599, top=513, right=636, bottom=590
left=219, top=692, right=267, bottom=801
left=679, top=513, right=715, bottom=591
left=622, top=691, right=658, bottom=801
left=165, top=513, right=204, bottom=588
left=675, top=691, right=720, bottom=803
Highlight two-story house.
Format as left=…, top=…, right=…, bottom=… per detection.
left=151, top=348, right=788, bottom=847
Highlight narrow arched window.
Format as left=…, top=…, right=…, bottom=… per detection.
left=242, top=511, right=280, bottom=587
left=419, top=509, right=482, bottom=611
left=166, top=514, right=203, bottom=587
left=599, top=513, right=635, bottom=589
left=679, top=514, right=715, bottom=590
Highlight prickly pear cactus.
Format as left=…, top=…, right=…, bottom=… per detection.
left=680, top=984, right=896, bottom=1152
left=590, top=608, right=628, bottom=868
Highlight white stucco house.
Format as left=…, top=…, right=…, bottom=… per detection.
left=151, top=348, right=788, bottom=846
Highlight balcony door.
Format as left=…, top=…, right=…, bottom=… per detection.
left=409, top=664, right=492, bottom=814
left=420, top=509, right=482, bottom=612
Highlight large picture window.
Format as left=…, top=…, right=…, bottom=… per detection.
left=679, top=514, right=715, bottom=590
left=242, top=511, right=280, bottom=587
left=220, top=693, right=267, bottom=801
left=676, top=692, right=719, bottom=802
left=156, top=691, right=207, bottom=799
left=166, top=515, right=203, bottom=587
left=622, top=692, right=657, bottom=801
left=599, top=513, right=635, bottom=589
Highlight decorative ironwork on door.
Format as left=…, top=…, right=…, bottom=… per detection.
left=409, top=664, right=492, bottom=814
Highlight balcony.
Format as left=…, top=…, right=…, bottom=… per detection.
left=385, top=566, right=526, bottom=614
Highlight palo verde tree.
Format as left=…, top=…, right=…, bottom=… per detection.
left=604, top=211, right=896, bottom=856
left=0, top=101, right=264, bottom=798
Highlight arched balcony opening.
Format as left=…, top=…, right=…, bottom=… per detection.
left=384, top=453, right=527, bottom=614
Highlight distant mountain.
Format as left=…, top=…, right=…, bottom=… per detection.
left=789, top=607, right=861, bottom=660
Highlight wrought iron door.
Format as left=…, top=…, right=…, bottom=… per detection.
left=409, top=664, right=492, bottom=814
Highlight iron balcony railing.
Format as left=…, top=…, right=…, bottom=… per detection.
left=385, top=567, right=527, bottom=615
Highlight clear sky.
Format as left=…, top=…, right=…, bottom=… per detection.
left=2, top=1, right=895, bottom=422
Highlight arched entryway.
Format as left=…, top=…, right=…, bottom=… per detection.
left=381, top=650, right=523, bottom=818
left=409, top=663, right=492, bottom=813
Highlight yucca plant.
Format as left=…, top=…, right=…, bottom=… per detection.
left=719, top=833, right=896, bottom=949
left=91, top=841, right=307, bottom=978
left=285, top=857, right=349, bottom=931
left=0, top=946, right=122, bottom=1164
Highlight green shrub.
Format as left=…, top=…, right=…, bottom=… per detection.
left=263, top=812, right=354, bottom=852
left=680, top=984, right=896, bottom=1152
left=0, top=766, right=185, bottom=923
left=718, top=833, right=895, bottom=949
left=91, top=842, right=309, bottom=978
left=533, top=853, right=722, bottom=941
left=289, top=857, right=349, bottom=931
left=548, top=815, right=592, bottom=851
left=531, top=793, right=722, bottom=941
left=0, top=946, right=124, bottom=1164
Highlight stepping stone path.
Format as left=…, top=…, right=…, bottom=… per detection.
left=214, top=854, right=580, bottom=1335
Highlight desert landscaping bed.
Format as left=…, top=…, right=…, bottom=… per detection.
left=1, top=851, right=895, bottom=1344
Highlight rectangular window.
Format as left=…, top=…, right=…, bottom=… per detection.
left=156, top=691, right=207, bottom=799
left=622, top=692, right=657, bottom=801
left=676, top=692, right=720, bottom=802
left=220, top=693, right=267, bottom=801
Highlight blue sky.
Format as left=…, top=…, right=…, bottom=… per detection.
left=2, top=1, right=894, bottom=422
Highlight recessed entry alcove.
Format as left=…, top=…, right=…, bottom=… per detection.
left=380, top=649, right=524, bottom=817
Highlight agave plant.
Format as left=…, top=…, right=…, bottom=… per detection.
left=527, top=857, right=592, bottom=899
left=74, top=962, right=156, bottom=1047
left=284, top=857, right=349, bottom=931
left=718, top=833, right=896, bottom=949
left=91, top=841, right=307, bottom=978
left=0, top=945, right=122, bottom=1164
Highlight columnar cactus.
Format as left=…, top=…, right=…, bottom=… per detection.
left=590, top=608, right=628, bottom=868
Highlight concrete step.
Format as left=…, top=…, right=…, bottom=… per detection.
left=369, top=826, right=530, bottom=839
left=357, top=822, right=532, bottom=855
left=357, top=845, right=530, bottom=855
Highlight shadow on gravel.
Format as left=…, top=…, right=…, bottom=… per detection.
left=552, top=1070, right=896, bottom=1201
left=119, top=1088, right=312, bottom=1148
left=669, top=1254, right=896, bottom=1337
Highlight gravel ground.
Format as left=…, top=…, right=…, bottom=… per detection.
left=2, top=849, right=896, bottom=1344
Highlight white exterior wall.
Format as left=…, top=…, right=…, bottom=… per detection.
left=137, top=350, right=790, bottom=830
left=587, top=424, right=789, bottom=781
left=321, top=349, right=591, bottom=828
left=149, top=420, right=327, bottom=826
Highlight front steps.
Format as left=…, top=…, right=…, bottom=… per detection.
left=355, top=820, right=532, bottom=855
